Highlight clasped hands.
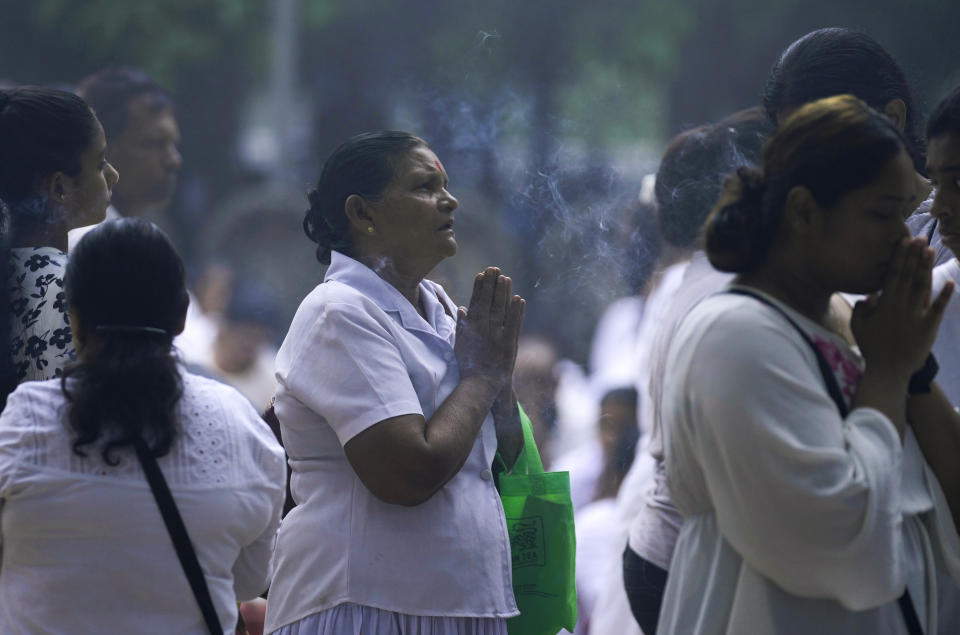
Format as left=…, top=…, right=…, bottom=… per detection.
left=455, top=267, right=526, bottom=391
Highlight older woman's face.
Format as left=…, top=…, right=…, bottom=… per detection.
left=366, top=145, right=459, bottom=269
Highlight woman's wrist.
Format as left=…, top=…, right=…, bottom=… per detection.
left=459, top=373, right=503, bottom=404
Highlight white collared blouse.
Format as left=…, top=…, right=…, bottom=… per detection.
left=265, top=252, right=517, bottom=633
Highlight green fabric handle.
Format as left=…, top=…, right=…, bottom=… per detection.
left=513, top=404, right=544, bottom=476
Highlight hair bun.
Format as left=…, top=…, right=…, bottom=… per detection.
left=705, top=167, right=769, bottom=273
left=303, top=187, right=335, bottom=264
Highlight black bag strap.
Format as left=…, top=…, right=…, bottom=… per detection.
left=726, top=288, right=849, bottom=416
left=133, top=437, right=222, bottom=635
left=725, top=288, right=925, bottom=635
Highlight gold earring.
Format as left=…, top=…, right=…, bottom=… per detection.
left=366, top=226, right=375, bottom=234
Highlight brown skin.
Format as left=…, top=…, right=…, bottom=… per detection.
left=593, top=397, right=637, bottom=501
left=341, top=145, right=526, bottom=506
left=738, top=149, right=949, bottom=437
left=928, top=132, right=960, bottom=254
left=106, top=97, right=182, bottom=217
left=213, top=322, right=268, bottom=374
left=13, top=119, right=118, bottom=251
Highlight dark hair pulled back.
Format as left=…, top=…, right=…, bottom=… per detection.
left=763, top=28, right=925, bottom=173
left=927, top=84, right=960, bottom=141
left=304, top=130, right=427, bottom=264
left=62, top=218, right=189, bottom=464
left=655, top=107, right=772, bottom=248
left=0, top=87, right=98, bottom=228
left=76, top=67, right=173, bottom=140
left=706, top=95, right=906, bottom=273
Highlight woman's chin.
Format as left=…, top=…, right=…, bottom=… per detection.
left=440, top=237, right=458, bottom=258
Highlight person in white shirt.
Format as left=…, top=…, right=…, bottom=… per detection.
left=926, top=87, right=960, bottom=406
left=616, top=108, right=769, bottom=635
left=657, top=95, right=960, bottom=635
left=265, top=131, right=526, bottom=635
left=0, top=87, right=118, bottom=390
left=0, top=218, right=286, bottom=633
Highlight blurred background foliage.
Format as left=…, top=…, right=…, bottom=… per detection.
left=2, top=0, right=959, bottom=362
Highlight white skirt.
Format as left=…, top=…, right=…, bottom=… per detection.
left=271, top=603, right=508, bottom=635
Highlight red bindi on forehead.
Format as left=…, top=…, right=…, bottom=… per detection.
left=434, top=159, right=445, bottom=175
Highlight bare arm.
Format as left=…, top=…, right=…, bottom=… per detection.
left=345, top=268, right=525, bottom=506
left=907, top=383, right=960, bottom=531
left=345, top=376, right=501, bottom=506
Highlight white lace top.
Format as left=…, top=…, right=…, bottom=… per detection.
left=0, top=371, right=286, bottom=634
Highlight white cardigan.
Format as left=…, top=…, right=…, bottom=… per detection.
left=658, top=289, right=960, bottom=635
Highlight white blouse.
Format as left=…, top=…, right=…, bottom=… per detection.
left=265, top=252, right=516, bottom=633
left=932, top=259, right=960, bottom=407
left=658, top=289, right=960, bottom=635
left=0, top=372, right=287, bottom=634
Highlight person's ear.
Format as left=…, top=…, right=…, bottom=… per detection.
left=344, top=194, right=376, bottom=235
left=46, top=171, right=70, bottom=206
left=783, top=185, right=821, bottom=235
left=884, top=98, right=907, bottom=133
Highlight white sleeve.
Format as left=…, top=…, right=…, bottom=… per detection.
left=229, top=398, right=287, bottom=600
left=0, top=384, right=41, bottom=563
left=0, top=385, right=32, bottom=497
left=231, top=464, right=285, bottom=599
left=281, top=301, right=424, bottom=445
left=674, top=314, right=904, bottom=610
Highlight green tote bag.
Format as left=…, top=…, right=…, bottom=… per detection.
left=496, top=406, right=577, bottom=635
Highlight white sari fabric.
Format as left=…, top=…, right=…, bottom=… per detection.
left=272, top=604, right=507, bottom=635
left=658, top=289, right=960, bottom=635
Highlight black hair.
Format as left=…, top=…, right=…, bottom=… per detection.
left=62, top=218, right=189, bottom=464
left=763, top=27, right=924, bottom=172
left=706, top=95, right=905, bottom=273
left=304, top=130, right=428, bottom=264
left=600, top=386, right=639, bottom=412
left=0, top=86, right=98, bottom=228
left=76, top=67, right=173, bottom=140
left=927, top=85, right=960, bottom=141
left=655, top=107, right=772, bottom=248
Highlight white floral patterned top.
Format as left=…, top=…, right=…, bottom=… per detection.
left=9, top=246, right=74, bottom=382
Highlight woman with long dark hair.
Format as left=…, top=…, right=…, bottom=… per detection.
left=0, top=86, right=118, bottom=384
left=0, top=218, right=286, bottom=633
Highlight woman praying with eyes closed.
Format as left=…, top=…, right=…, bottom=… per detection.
left=656, top=96, right=960, bottom=635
